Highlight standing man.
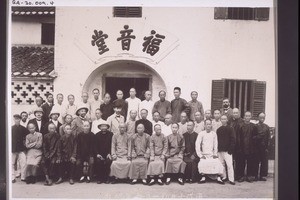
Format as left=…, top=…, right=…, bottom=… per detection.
left=64, top=94, right=77, bottom=119
left=183, top=121, right=199, bottom=183
left=71, top=105, right=89, bottom=136
left=198, top=109, right=213, bottom=132
left=100, top=93, right=114, bottom=120
left=110, top=123, right=132, bottom=183
left=113, top=90, right=128, bottom=121
left=126, top=110, right=138, bottom=136
left=45, top=109, right=62, bottom=133
left=217, top=115, right=236, bottom=185
left=11, top=114, right=28, bottom=183
left=235, top=111, right=258, bottom=183
left=147, top=124, right=168, bottom=185
left=194, top=112, right=203, bottom=134
left=20, top=111, right=29, bottom=128
left=28, top=96, right=44, bottom=119
left=59, top=114, right=73, bottom=136
left=41, top=93, right=54, bottom=122
left=91, top=108, right=106, bottom=134
left=151, top=111, right=164, bottom=134
left=81, top=92, right=91, bottom=120
left=107, top=103, right=125, bottom=135
left=94, top=122, right=113, bottom=184
left=28, top=107, right=47, bottom=135
left=128, top=124, right=150, bottom=185
left=135, top=109, right=153, bottom=136
left=89, top=88, right=104, bottom=121
left=212, top=109, right=222, bottom=132
left=188, top=91, right=204, bottom=121
left=165, top=123, right=186, bottom=185
left=171, top=87, right=190, bottom=123
left=161, top=114, right=173, bottom=137
left=254, top=112, right=270, bottom=181
left=220, top=98, right=233, bottom=122
left=152, top=90, right=171, bottom=122
left=178, top=112, right=188, bottom=135
left=126, top=88, right=141, bottom=120
left=52, top=93, right=65, bottom=124
left=139, top=91, right=154, bottom=121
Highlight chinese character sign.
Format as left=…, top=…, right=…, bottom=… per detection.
left=91, top=30, right=109, bottom=55
left=117, top=25, right=136, bottom=51
left=142, top=30, right=166, bottom=56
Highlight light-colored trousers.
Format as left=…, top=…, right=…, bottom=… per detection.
left=12, top=152, right=26, bottom=180
left=218, top=152, right=234, bottom=182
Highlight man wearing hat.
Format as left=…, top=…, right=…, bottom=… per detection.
left=107, top=102, right=125, bottom=135
left=71, top=104, right=90, bottom=137
left=28, top=107, right=47, bottom=135
left=45, top=109, right=62, bottom=133
left=94, top=121, right=113, bottom=184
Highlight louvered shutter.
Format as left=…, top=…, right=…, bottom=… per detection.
left=211, top=80, right=225, bottom=112
left=251, top=81, right=266, bottom=119
left=254, top=8, right=270, bottom=21
left=214, top=7, right=228, bottom=19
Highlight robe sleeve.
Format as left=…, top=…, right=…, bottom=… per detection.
left=106, top=117, right=112, bottom=132
left=152, top=102, right=158, bottom=115
left=166, top=102, right=172, bottom=115
left=162, top=136, right=168, bottom=156
left=111, top=134, right=117, bottom=157
left=130, top=136, right=137, bottom=158
left=72, top=137, right=77, bottom=159
left=229, top=127, right=236, bottom=154
left=213, top=132, right=218, bottom=156
left=178, top=136, right=185, bottom=159
left=127, top=135, right=131, bottom=158
left=57, top=138, right=62, bottom=161
left=25, top=135, right=31, bottom=149
left=144, top=135, right=150, bottom=158
left=195, top=133, right=203, bottom=158
left=265, top=126, right=271, bottom=150
left=149, top=136, right=155, bottom=159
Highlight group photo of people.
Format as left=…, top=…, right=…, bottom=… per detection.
left=11, top=86, right=271, bottom=187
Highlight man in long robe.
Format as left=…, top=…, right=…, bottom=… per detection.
left=147, top=124, right=168, bottom=185
left=71, top=105, right=90, bottom=136
left=183, top=121, right=199, bottom=183
left=152, top=90, right=171, bottom=122
left=165, top=123, right=186, bottom=185
left=94, top=121, right=113, bottom=184
left=126, top=110, right=137, bottom=136
left=107, top=103, right=125, bottom=134
left=170, top=87, right=190, bottom=123
left=196, top=119, right=224, bottom=184
left=139, top=91, right=155, bottom=121
left=193, top=111, right=203, bottom=134
left=112, top=90, right=128, bottom=121
left=110, top=123, right=131, bottom=183
left=126, top=88, right=141, bottom=120
left=135, top=109, right=153, bottom=135
left=161, top=114, right=173, bottom=137
left=128, top=124, right=150, bottom=185
left=188, top=91, right=204, bottom=121
left=100, top=93, right=114, bottom=120
left=89, top=88, right=104, bottom=121
left=212, top=109, right=222, bottom=132
left=178, top=112, right=188, bottom=135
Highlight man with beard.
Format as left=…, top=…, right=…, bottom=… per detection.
left=71, top=105, right=90, bottom=136
left=220, top=98, right=233, bottom=122
left=20, top=111, right=29, bottom=128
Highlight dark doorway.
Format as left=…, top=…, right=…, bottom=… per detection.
left=105, top=77, right=150, bottom=101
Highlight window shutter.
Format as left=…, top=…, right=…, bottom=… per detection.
left=251, top=81, right=266, bottom=119
left=254, top=8, right=270, bottom=21
left=211, top=80, right=225, bottom=112
left=214, top=7, right=228, bottom=19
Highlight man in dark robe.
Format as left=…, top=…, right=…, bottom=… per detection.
left=135, top=109, right=153, bottom=135
left=100, top=93, right=114, bottom=120
left=28, top=107, right=48, bottom=135
left=41, top=93, right=54, bottom=122
left=112, top=90, right=128, bottom=121
left=170, top=87, right=190, bottom=123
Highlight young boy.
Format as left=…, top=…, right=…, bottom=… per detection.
left=217, top=115, right=236, bottom=185
left=56, top=124, right=77, bottom=185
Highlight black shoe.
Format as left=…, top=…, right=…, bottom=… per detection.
left=12, top=179, right=16, bottom=183
left=86, top=176, right=91, bottom=183
left=237, top=177, right=245, bottom=182
left=110, top=179, right=117, bottom=184
left=198, top=177, right=206, bottom=184
left=157, top=179, right=164, bottom=185
left=165, top=178, right=171, bottom=185
left=246, top=177, right=254, bottom=183
left=178, top=178, right=184, bottom=185
left=148, top=179, right=155, bottom=186
left=105, top=180, right=110, bottom=184
left=79, top=176, right=85, bottom=183
left=97, top=180, right=103, bottom=184
left=130, top=179, right=137, bottom=185
left=229, top=181, right=236, bottom=185
left=254, top=177, right=259, bottom=181
left=217, top=179, right=225, bottom=185
left=259, top=177, right=267, bottom=181
left=55, top=178, right=63, bottom=184
left=69, top=179, right=74, bottom=185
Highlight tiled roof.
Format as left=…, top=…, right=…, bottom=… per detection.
left=11, top=45, right=55, bottom=78
left=12, top=7, right=55, bottom=16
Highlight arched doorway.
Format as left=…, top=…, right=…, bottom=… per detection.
left=83, top=60, right=167, bottom=101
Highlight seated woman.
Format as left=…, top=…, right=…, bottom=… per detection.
left=24, top=123, right=43, bottom=184
left=195, top=119, right=224, bottom=184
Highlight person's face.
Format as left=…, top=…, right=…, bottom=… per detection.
left=145, top=91, right=152, bottom=101
left=114, top=107, right=122, bottom=115
left=47, top=95, right=54, bottom=103
left=57, top=94, right=63, bottom=104
left=14, top=118, right=21, bottom=125
left=68, top=96, right=75, bottom=104
left=153, top=112, right=160, bottom=121
left=194, top=112, right=201, bottom=122
left=232, top=109, right=240, bottom=119
left=165, top=115, right=172, bottom=125
left=214, top=110, right=221, bottom=120
left=173, top=89, right=180, bottom=98
left=65, top=125, right=72, bottom=135
left=35, top=111, right=43, bottom=120
left=191, top=92, right=198, bottom=100
left=137, top=124, right=144, bottom=134
left=83, top=122, right=90, bottom=133
left=159, top=91, right=166, bottom=101
left=82, top=93, right=89, bottom=103
left=171, top=124, right=179, bottom=134
left=119, top=124, right=126, bottom=134
left=100, top=125, right=108, bottom=132
left=116, top=91, right=123, bottom=99
left=187, top=122, right=194, bottom=132
left=130, top=110, right=137, bottom=119
left=93, top=90, right=100, bottom=99
left=21, top=113, right=28, bottom=121
left=51, top=114, right=59, bottom=121
left=104, top=94, right=111, bottom=103
left=140, top=110, right=148, bottom=119
left=258, top=113, right=266, bottom=123
left=205, top=110, right=212, bottom=119
left=48, top=124, right=56, bottom=133
left=28, top=124, right=36, bottom=133
left=220, top=115, right=228, bottom=125
left=154, top=126, right=162, bottom=135
left=65, top=115, right=72, bottom=124
left=95, top=110, right=102, bottom=119
left=129, top=89, right=136, bottom=97
left=180, top=113, right=187, bottom=123
left=205, top=120, right=212, bottom=131
left=223, top=99, right=230, bottom=108
left=78, top=109, right=87, bottom=117
left=244, top=112, right=252, bottom=122
left=36, top=98, right=43, bottom=106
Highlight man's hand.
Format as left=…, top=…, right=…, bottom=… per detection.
left=97, top=154, right=104, bottom=160
left=107, top=154, right=112, bottom=160
left=112, top=154, right=117, bottom=160
left=213, top=155, right=218, bottom=159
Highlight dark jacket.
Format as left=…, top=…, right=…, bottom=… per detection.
left=76, top=131, right=95, bottom=160
left=112, top=99, right=128, bottom=120
left=255, top=122, right=270, bottom=151
left=216, top=125, right=236, bottom=154
left=58, top=134, right=77, bottom=161
left=183, top=131, right=198, bottom=159
left=238, top=122, right=258, bottom=155
left=100, top=102, right=114, bottom=120
left=94, top=131, right=113, bottom=158
left=12, top=124, right=29, bottom=152
left=135, top=119, right=153, bottom=136
left=28, top=118, right=48, bottom=135
left=229, top=117, right=244, bottom=153
left=45, top=120, right=62, bottom=134
left=43, top=132, right=61, bottom=162
left=41, top=102, right=53, bottom=122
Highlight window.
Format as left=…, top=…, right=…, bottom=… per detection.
left=211, top=79, right=266, bottom=119
left=214, top=7, right=270, bottom=21
left=113, top=7, right=142, bottom=18
left=41, top=23, right=55, bottom=45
